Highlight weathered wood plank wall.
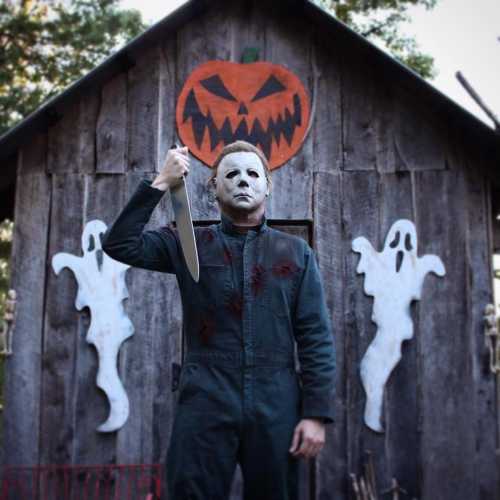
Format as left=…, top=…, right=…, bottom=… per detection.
left=3, top=1, right=498, bottom=499
left=3, top=136, right=50, bottom=483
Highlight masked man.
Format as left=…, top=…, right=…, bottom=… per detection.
left=102, top=140, right=336, bottom=500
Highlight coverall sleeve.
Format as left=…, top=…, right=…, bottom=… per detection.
left=293, top=245, right=336, bottom=424
left=101, top=179, right=181, bottom=274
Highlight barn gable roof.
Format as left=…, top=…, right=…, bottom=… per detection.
left=0, top=0, right=498, bottom=164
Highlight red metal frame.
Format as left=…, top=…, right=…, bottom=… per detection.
left=1, top=464, right=162, bottom=500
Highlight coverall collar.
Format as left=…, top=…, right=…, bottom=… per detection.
left=220, top=212, right=268, bottom=236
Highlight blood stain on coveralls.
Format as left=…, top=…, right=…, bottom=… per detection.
left=272, top=260, right=299, bottom=279
left=200, top=228, right=215, bottom=244
left=199, top=316, right=216, bottom=345
left=250, top=265, right=267, bottom=297
left=227, top=291, right=243, bottom=319
left=223, top=248, right=233, bottom=264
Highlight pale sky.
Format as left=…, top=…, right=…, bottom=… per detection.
left=121, top=0, right=499, bottom=129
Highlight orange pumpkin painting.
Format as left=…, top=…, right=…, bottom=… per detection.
left=176, top=61, right=311, bottom=170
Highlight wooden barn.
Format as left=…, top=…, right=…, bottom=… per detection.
left=1, top=0, right=499, bottom=498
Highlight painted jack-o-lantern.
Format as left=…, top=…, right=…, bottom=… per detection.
left=176, top=61, right=311, bottom=170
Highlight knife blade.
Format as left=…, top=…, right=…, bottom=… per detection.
left=169, top=145, right=199, bottom=282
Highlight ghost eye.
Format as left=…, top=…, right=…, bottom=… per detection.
left=200, top=75, right=237, bottom=101
left=405, top=233, right=413, bottom=251
left=226, top=171, right=238, bottom=179
left=251, top=75, right=286, bottom=102
left=389, top=231, right=400, bottom=248
left=248, top=170, right=259, bottom=177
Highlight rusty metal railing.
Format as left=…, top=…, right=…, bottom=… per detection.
left=1, top=463, right=162, bottom=500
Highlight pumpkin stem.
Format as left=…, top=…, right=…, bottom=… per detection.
left=241, top=48, right=259, bottom=63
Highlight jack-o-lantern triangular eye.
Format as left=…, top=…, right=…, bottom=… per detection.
left=200, top=75, right=237, bottom=101
left=251, top=75, right=286, bottom=102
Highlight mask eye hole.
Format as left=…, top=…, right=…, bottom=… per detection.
left=251, top=75, right=286, bottom=102
left=389, top=231, right=400, bottom=249
left=226, top=170, right=238, bottom=179
left=248, top=170, right=259, bottom=178
left=405, top=233, right=413, bottom=251
left=88, top=234, right=95, bottom=252
left=200, top=75, right=237, bottom=101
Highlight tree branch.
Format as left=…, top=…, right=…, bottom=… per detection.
left=362, top=20, right=389, bottom=38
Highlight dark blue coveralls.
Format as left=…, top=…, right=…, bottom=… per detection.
left=102, top=179, right=336, bottom=500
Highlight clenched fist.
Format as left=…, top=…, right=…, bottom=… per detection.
left=151, top=146, right=190, bottom=191
left=289, top=418, right=326, bottom=460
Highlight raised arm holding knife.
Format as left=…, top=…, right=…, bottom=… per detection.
left=102, top=140, right=336, bottom=500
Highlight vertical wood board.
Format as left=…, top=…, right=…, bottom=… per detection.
left=313, top=171, right=348, bottom=499
left=379, top=172, right=419, bottom=497
left=414, top=169, right=476, bottom=499
left=341, top=54, right=377, bottom=171
left=341, top=171, right=393, bottom=493
left=463, top=161, right=498, bottom=499
left=3, top=139, right=50, bottom=471
left=96, top=74, right=128, bottom=174
left=310, top=36, right=342, bottom=174
left=47, top=93, right=99, bottom=174
left=127, top=46, right=161, bottom=173
left=40, top=173, right=86, bottom=465
left=391, top=89, right=447, bottom=172
left=261, top=3, right=313, bottom=220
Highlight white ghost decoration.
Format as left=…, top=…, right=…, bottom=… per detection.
left=52, top=219, right=134, bottom=432
left=352, top=219, right=445, bottom=432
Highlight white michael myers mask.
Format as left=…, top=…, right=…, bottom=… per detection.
left=214, top=151, right=270, bottom=213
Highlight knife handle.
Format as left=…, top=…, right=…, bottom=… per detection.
left=168, top=144, right=189, bottom=192
left=171, top=143, right=189, bottom=174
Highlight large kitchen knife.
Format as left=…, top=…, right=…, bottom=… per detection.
left=169, top=144, right=199, bottom=282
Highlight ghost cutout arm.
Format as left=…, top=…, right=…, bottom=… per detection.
left=352, top=237, right=375, bottom=272
left=414, top=254, right=446, bottom=300
left=52, top=253, right=89, bottom=310
left=352, top=237, right=379, bottom=296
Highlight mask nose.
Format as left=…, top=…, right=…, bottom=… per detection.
left=238, top=177, right=249, bottom=187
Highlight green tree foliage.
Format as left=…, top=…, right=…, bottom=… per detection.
left=315, top=0, right=437, bottom=79
left=0, top=0, right=146, bottom=136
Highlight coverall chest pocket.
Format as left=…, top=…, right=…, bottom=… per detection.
left=259, top=265, right=301, bottom=319
left=197, top=264, right=231, bottom=307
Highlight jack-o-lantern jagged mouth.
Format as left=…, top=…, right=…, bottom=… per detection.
left=182, top=89, right=302, bottom=161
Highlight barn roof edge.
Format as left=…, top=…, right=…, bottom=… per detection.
left=0, top=0, right=499, bottom=170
